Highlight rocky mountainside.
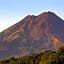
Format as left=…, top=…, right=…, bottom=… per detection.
left=0, top=11, right=64, bottom=58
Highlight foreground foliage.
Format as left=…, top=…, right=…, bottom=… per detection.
left=0, top=47, right=64, bottom=64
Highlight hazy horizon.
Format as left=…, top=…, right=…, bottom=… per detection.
left=0, top=0, right=64, bottom=32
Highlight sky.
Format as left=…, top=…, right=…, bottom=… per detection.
left=0, top=0, right=64, bottom=32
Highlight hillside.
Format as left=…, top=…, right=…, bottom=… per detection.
left=0, top=47, right=64, bottom=64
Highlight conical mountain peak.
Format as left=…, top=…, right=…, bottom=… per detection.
left=0, top=11, right=64, bottom=58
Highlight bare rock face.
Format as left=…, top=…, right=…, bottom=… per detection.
left=0, top=11, right=64, bottom=58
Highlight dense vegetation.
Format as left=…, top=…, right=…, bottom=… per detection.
left=0, top=47, right=64, bottom=64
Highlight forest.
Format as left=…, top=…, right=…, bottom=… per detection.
left=0, top=47, right=64, bottom=64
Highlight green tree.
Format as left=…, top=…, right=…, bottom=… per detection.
left=56, top=46, right=64, bottom=55
left=39, top=50, right=54, bottom=64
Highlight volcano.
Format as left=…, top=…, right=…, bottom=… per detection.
left=0, top=11, right=64, bottom=58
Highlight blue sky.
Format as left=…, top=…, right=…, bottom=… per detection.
left=0, top=0, right=64, bottom=32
